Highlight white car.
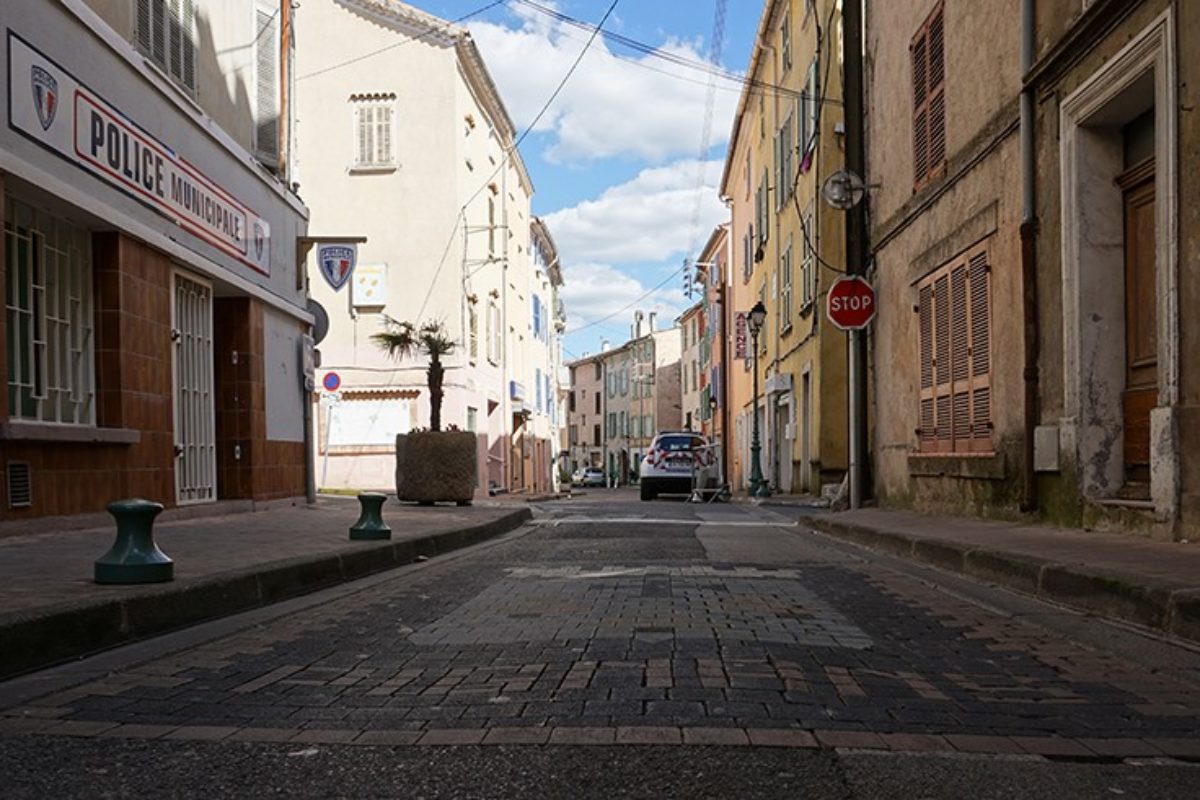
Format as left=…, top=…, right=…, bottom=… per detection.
left=579, top=466, right=606, bottom=487
left=639, top=432, right=708, bottom=501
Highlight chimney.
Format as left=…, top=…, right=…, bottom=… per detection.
left=648, top=311, right=657, bottom=331
left=634, top=310, right=645, bottom=339
left=600, top=338, right=609, bottom=353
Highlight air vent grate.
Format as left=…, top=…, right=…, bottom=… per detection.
left=7, top=461, right=32, bottom=508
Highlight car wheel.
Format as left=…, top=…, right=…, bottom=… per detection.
left=640, top=482, right=656, bottom=501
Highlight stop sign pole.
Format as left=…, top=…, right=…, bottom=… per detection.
left=827, top=275, right=876, bottom=509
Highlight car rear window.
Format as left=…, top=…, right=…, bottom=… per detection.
left=656, top=435, right=703, bottom=452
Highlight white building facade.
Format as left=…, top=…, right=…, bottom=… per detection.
left=296, top=0, right=560, bottom=495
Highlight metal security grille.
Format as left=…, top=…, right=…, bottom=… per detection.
left=4, top=197, right=94, bottom=424
left=172, top=272, right=215, bottom=505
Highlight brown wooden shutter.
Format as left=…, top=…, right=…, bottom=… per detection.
left=968, top=246, right=992, bottom=451
left=932, top=273, right=951, bottom=451
left=911, top=33, right=928, bottom=185
left=918, top=284, right=935, bottom=449
left=911, top=3, right=945, bottom=189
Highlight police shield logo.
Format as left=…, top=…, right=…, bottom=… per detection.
left=253, top=221, right=266, bottom=261
left=31, top=66, right=58, bottom=131
left=318, top=244, right=356, bottom=291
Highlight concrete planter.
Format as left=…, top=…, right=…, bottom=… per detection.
left=396, top=430, right=478, bottom=504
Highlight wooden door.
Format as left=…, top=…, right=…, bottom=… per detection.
left=1118, top=160, right=1156, bottom=484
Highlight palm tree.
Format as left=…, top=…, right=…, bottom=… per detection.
left=372, top=317, right=457, bottom=432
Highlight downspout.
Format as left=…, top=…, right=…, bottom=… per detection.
left=1020, top=0, right=1040, bottom=513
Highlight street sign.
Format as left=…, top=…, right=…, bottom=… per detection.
left=826, top=276, right=876, bottom=331
left=322, top=372, right=341, bottom=392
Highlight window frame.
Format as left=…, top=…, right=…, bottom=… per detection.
left=911, top=2, right=947, bottom=191
left=350, top=95, right=397, bottom=172
left=4, top=196, right=96, bottom=426
left=135, top=0, right=197, bottom=96
left=780, top=237, right=793, bottom=333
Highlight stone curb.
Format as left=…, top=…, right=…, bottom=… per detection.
left=809, top=515, right=1200, bottom=645
left=4, top=719, right=1198, bottom=760
left=0, top=508, right=532, bottom=680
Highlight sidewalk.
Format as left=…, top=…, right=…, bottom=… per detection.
left=809, top=508, right=1200, bottom=644
left=0, top=497, right=531, bottom=679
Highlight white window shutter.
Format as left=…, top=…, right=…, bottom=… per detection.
left=255, top=6, right=279, bottom=161
left=181, top=0, right=196, bottom=91
left=136, top=0, right=153, bottom=54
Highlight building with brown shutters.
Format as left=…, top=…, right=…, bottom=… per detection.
left=865, top=0, right=1198, bottom=540
left=1, top=1, right=310, bottom=526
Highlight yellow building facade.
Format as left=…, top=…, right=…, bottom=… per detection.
left=720, top=0, right=848, bottom=494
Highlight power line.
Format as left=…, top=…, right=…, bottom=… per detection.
left=684, top=0, right=727, bottom=293
left=564, top=262, right=688, bottom=336
left=511, top=0, right=843, bottom=106
left=418, top=0, right=620, bottom=322
left=296, top=1, right=506, bottom=82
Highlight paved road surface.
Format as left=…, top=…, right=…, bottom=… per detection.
left=3, top=491, right=1199, bottom=798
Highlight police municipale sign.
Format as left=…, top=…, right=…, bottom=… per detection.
left=826, top=276, right=876, bottom=331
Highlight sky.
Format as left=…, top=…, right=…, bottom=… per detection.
left=410, top=0, right=761, bottom=361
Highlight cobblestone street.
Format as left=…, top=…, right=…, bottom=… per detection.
left=3, top=493, right=1200, bottom=798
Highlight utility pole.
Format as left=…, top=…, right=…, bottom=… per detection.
left=843, top=0, right=870, bottom=508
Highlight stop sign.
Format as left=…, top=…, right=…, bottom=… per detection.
left=826, top=276, right=876, bottom=331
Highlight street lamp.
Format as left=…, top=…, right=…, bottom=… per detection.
left=747, top=301, right=770, bottom=497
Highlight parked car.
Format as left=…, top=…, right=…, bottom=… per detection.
left=579, top=466, right=606, bottom=487
left=639, top=432, right=707, bottom=501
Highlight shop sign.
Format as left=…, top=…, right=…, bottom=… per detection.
left=7, top=32, right=271, bottom=275
left=734, top=312, right=747, bottom=359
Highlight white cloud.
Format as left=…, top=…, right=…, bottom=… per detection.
left=468, top=10, right=740, bottom=163
left=545, top=158, right=727, bottom=265
left=559, top=262, right=688, bottom=338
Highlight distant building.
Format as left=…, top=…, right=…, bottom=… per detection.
left=679, top=302, right=705, bottom=432
left=565, top=354, right=605, bottom=475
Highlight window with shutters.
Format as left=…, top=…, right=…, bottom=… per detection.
left=350, top=95, right=396, bottom=170
left=775, top=114, right=794, bottom=209
left=799, top=203, right=815, bottom=310
left=136, top=0, right=197, bottom=94
left=780, top=237, right=793, bottom=332
left=468, top=305, right=479, bottom=362
left=780, top=12, right=792, bottom=72
left=911, top=3, right=946, bottom=190
left=487, top=300, right=501, bottom=365
left=254, top=2, right=280, bottom=165
left=916, top=241, right=992, bottom=454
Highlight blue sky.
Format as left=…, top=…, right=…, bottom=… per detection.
left=410, top=0, right=760, bottom=360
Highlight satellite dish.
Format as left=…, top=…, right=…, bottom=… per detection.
left=307, top=298, right=330, bottom=345
left=822, top=169, right=868, bottom=210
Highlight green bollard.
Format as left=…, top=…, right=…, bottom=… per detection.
left=350, top=492, right=392, bottom=540
left=95, top=499, right=173, bottom=584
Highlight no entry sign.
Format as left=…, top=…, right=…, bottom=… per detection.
left=826, top=276, right=876, bottom=331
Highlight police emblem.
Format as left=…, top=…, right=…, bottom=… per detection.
left=31, top=65, right=58, bottom=131
left=318, top=244, right=356, bottom=291
left=253, top=221, right=266, bottom=262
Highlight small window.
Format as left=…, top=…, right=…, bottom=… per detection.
left=351, top=95, right=396, bottom=170
left=136, top=0, right=196, bottom=94
left=800, top=204, right=815, bottom=309
left=780, top=12, right=792, bottom=71
left=468, top=306, right=479, bottom=362
left=466, top=406, right=478, bottom=432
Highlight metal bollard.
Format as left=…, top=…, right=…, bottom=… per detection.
left=95, top=499, right=173, bottom=584
left=350, top=492, right=392, bottom=540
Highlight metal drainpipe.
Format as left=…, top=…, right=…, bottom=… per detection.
left=1020, top=0, right=1040, bottom=513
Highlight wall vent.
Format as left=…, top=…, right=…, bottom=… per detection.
left=6, top=461, right=32, bottom=508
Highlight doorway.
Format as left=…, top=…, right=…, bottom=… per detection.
left=1118, top=156, right=1156, bottom=490
left=172, top=271, right=216, bottom=505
